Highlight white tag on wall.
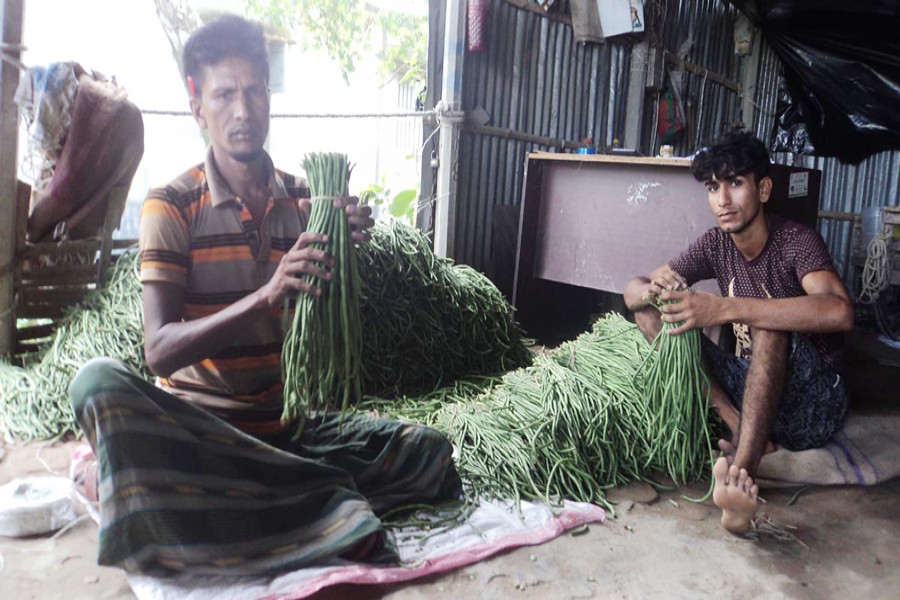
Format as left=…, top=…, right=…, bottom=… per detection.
left=788, top=171, right=809, bottom=198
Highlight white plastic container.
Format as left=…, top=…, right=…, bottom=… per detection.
left=0, top=477, right=76, bottom=537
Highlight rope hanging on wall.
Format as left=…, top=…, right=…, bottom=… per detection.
left=858, top=234, right=891, bottom=305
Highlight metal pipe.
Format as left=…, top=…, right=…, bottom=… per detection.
left=434, top=0, right=467, bottom=259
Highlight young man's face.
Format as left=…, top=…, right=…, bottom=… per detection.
left=191, top=57, right=270, bottom=163
left=704, top=172, right=772, bottom=235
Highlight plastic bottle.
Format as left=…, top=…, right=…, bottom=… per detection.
left=577, top=137, right=597, bottom=155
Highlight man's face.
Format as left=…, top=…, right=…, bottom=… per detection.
left=191, top=57, right=270, bottom=163
left=704, top=172, right=771, bottom=235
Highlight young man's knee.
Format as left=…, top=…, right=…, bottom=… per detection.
left=751, top=329, right=789, bottom=345
left=633, top=306, right=662, bottom=341
left=750, top=329, right=790, bottom=361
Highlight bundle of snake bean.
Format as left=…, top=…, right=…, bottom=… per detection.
left=282, top=152, right=362, bottom=428
left=0, top=251, right=146, bottom=440
left=363, top=312, right=714, bottom=510
left=637, top=297, right=714, bottom=484
left=358, top=219, right=533, bottom=397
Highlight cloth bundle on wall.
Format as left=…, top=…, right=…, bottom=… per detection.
left=467, top=0, right=489, bottom=52
left=570, top=0, right=605, bottom=44
left=15, top=62, right=144, bottom=243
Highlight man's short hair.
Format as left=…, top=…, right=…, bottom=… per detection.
left=182, top=14, right=269, bottom=94
left=691, top=131, right=771, bottom=183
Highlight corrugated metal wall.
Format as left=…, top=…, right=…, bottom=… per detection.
left=428, top=0, right=746, bottom=272
left=426, top=0, right=899, bottom=277
left=750, top=42, right=900, bottom=282
left=456, top=1, right=631, bottom=269
left=652, top=0, right=742, bottom=155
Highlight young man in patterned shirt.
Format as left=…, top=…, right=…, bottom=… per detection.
left=624, top=132, right=853, bottom=534
left=69, top=15, right=461, bottom=575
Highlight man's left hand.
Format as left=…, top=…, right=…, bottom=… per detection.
left=333, top=196, right=374, bottom=243
left=657, top=289, right=723, bottom=335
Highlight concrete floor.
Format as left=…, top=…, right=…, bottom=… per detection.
left=1, top=432, right=898, bottom=600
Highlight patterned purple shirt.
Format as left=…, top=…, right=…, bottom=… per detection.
left=669, top=215, right=843, bottom=368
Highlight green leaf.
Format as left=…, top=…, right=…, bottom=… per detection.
left=389, top=189, right=417, bottom=220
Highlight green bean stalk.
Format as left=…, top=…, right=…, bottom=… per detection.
left=281, top=152, right=362, bottom=432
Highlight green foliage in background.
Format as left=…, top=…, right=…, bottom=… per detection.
left=244, top=0, right=427, bottom=85
left=360, top=179, right=418, bottom=223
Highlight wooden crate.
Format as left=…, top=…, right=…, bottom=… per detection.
left=13, top=184, right=134, bottom=356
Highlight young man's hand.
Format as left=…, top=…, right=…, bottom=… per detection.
left=657, top=288, right=723, bottom=335
left=648, top=264, right=688, bottom=295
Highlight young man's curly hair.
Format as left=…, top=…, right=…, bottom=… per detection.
left=182, top=14, right=269, bottom=95
left=691, top=131, right=771, bottom=184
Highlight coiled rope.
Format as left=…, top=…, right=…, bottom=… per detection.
left=858, top=234, right=892, bottom=305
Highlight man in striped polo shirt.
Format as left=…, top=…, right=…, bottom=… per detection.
left=69, top=14, right=462, bottom=576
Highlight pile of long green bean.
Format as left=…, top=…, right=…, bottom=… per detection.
left=0, top=251, right=146, bottom=440
left=363, top=312, right=714, bottom=510
left=0, top=220, right=532, bottom=441
left=358, top=219, right=533, bottom=397
left=282, top=153, right=362, bottom=429
left=2, top=246, right=714, bottom=513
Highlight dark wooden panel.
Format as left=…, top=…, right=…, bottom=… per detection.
left=16, top=304, right=69, bottom=320
left=14, top=340, right=49, bottom=356
left=15, top=322, right=56, bottom=341
left=17, top=265, right=97, bottom=286
left=19, top=286, right=95, bottom=306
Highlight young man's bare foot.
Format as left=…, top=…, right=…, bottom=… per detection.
left=712, top=456, right=759, bottom=534
left=717, top=439, right=737, bottom=461
left=717, top=438, right=777, bottom=461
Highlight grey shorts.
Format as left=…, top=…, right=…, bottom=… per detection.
left=701, top=333, right=849, bottom=450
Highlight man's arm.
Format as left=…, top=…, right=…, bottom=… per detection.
left=143, top=230, right=332, bottom=377
left=657, top=269, right=854, bottom=336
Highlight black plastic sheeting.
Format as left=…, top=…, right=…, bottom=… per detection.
left=730, top=1, right=900, bottom=163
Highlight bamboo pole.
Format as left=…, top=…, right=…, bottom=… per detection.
left=0, top=0, right=25, bottom=356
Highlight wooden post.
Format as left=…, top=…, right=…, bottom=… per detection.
left=623, top=41, right=648, bottom=153
left=0, top=0, right=25, bottom=356
left=740, top=24, right=763, bottom=130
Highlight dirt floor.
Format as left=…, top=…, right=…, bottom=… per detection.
left=1, top=429, right=898, bottom=600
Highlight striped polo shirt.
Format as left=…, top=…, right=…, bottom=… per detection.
left=139, top=147, right=309, bottom=436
